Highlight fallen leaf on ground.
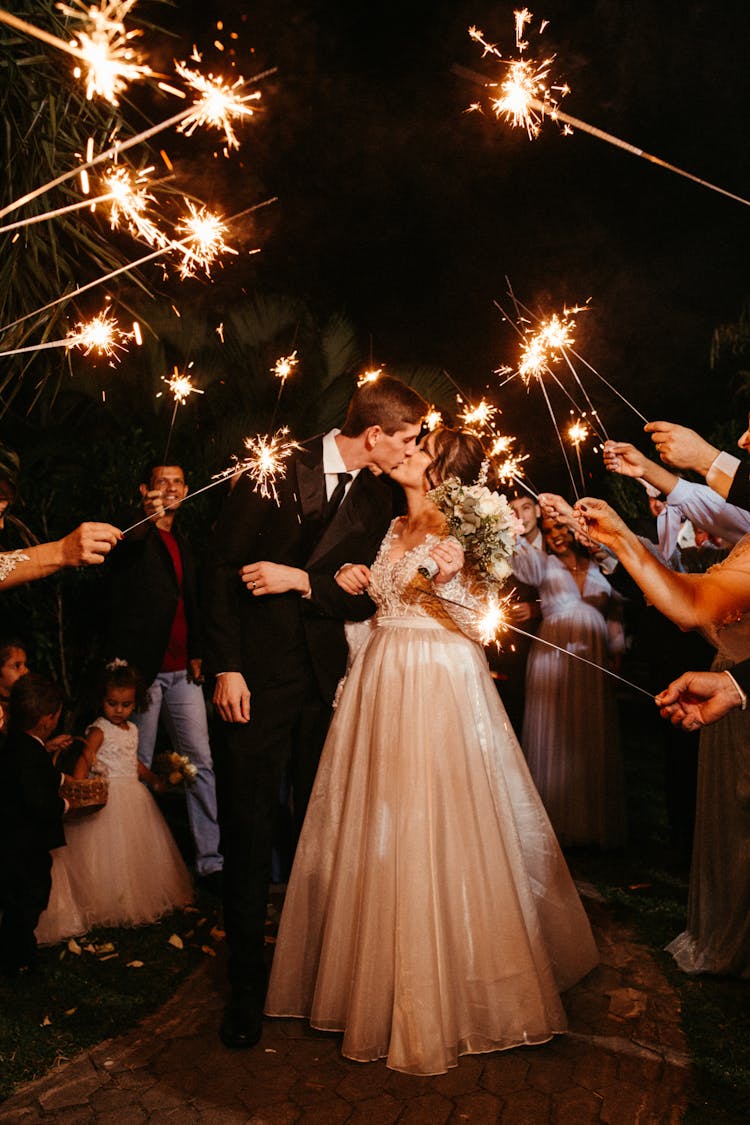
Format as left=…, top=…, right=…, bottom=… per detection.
left=210, top=926, right=225, bottom=941
left=126, top=961, right=144, bottom=968
left=67, top=939, right=82, bottom=955
left=168, top=933, right=184, bottom=949
left=201, top=945, right=216, bottom=957
left=64, top=1008, right=77, bottom=1017
left=41, top=1015, right=52, bottom=1027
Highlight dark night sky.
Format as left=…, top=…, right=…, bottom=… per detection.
left=165, top=0, right=749, bottom=476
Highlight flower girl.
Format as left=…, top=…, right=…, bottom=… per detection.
left=36, top=660, right=193, bottom=944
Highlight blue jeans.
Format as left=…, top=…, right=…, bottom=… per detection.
left=135, top=670, right=223, bottom=876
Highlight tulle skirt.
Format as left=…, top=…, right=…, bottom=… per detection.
left=265, top=617, right=598, bottom=1075
left=36, top=778, right=193, bottom=945
left=522, top=608, right=626, bottom=848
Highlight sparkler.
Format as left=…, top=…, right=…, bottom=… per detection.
left=0, top=64, right=275, bottom=221
left=458, top=398, right=498, bottom=435
left=174, top=59, right=262, bottom=150
left=567, top=416, right=589, bottom=492
left=357, top=367, right=383, bottom=387
left=423, top=408, right=443, bottom=432
left=174, top=202, right=237, bottom=278
left=271, top=351, right=298, bottom=384
left=467, top=16, right=750, bottom=209
left=218, top=428, right=303, bottom=505
left=157, top=367, right=204, bottom=463
left=0, top=2, right=151, bottom=105
left=0, top=309, right=132, bottom=359
left=0, top=165, right=157, bottom=237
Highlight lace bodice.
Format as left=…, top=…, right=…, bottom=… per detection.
left=368, top=520, right=485, bottom=642
left=87, top=716, right=140, bottom=779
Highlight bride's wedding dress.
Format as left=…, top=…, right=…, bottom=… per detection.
left=265, top=520, right=598, bottom=1074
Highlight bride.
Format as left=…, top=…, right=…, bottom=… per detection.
left=264, top=426, right=598, bottom=1075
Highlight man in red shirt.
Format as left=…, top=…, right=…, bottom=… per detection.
left=104, top=465, right=222, bottom=887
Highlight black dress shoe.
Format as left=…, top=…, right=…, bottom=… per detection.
left=219, top=1004, right=263, bottom=1049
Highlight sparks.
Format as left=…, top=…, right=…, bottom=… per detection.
left=101, top=165, right=168, bottom=248
left=66, top=308, right=133, bottom=357
left=357, top=367, right=383, bottom=387
left=518, top=306, right=583, bottom=385
left=175, top=58, right=262, bottom=149
left=459, top=398, right=498, bottom=434
left=271, top=351, right=298, bottom=382
left=59, top=1, right=153, bottom=104
left=161, top=369, right=203, bottom=405
left=567, top=418, right=589, bottom=447
left=488, top=435, right=530, bottom=484
left=173, top=202, right=237, bottom=278
left=477, top=593, right=514, bottom=647
left=468, top=19, right=566, bottom=140
left=218, top=428, right=302, bottom=505
left=424, top=409, right=443, bottom=432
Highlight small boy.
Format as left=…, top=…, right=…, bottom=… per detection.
left=0, top=673, right=67, bottom=974
left=0, top=637, right=29, bottom=734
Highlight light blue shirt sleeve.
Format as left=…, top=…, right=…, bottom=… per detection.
left=665, top=477, right=750, bottom=545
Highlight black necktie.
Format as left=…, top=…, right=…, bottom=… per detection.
left=323, top=472, right=352, bottom=523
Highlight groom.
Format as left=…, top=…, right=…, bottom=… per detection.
left=204, top=375, right=426, bottom=1048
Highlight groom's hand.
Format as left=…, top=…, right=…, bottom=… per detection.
left=213, top=672, right=252, bottom=724
left=240, top=561, right=311, bottom=597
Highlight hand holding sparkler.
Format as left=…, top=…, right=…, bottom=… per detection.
left=655, top=670, right=748, bottom=730
left=335, top=563, right=371, bottom=596
left=61, top=522, right=123, bottom=566
left=426, top=537, right=466, bottom=585
left=643, top=421, right=720, bottom=478
left=572, top=496, right=633, bottom=551
left=603, top=440, right=679, bottom=496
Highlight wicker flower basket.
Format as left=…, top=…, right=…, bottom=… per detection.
left=61, top=776, right=109, bottom=818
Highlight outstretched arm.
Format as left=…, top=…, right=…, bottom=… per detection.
left=0, top=523, right=121, bottom=590
left=573, top=496, right=750, bottom=629
left=644, top=421, right=720, bottom=478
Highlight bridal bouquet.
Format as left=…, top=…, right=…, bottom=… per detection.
left=156, top=751, right=198, bottom=787
left=424, top=477, right=523, bottom=584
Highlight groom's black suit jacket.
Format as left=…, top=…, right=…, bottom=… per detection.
left=204, top=435, right=395, bottom=708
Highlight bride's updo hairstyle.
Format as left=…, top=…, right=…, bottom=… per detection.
left=426, top=427, right=498, bottom=490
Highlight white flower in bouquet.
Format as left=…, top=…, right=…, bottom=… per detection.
left=425, top=477, right=523, bottom=585
left=165, top=751, right=198, bottom=787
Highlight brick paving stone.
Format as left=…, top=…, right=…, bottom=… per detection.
left=396, top=1092, right=453, bottom=1125
left=296, top=1096, right=352, bottom=1123
left=616, top=1050, right=664, bottom=1086
left=571, top=1047, right=620, bottom=1091
left=552, top=1086, right=604, bottom=1125
left=448, top=1090, right=504, bottom=1123
left=384, top=1071, right=434, bottom=1100
left=139, top=1080, right=190, bottom=1110
left=335, top=1064, right=392, bottom=1102
left=499, top=1087, right=552, bottom=1123
left=40, top=1108, right=95, bottom=1125
left=236, top=1065, right=301, bottom=1107
left=598, top=1079, right=659, bottom=1125
left=430, top=1056, right=483, bottom=1097
left=150, top=1106, right=203, bottom=1124
left=347, top=1092, right=405, bottom=1124
left=37, top=1070, right=101, bottom=1113
left=88, top=1106, right=148, bottom=1125
left=525, top=1051, right=577, bottom=1094
left=195, top=1104, right=252, bottom=1124
left=479, top=1052, right=530, bottom=1095
left=246, top=1105, right=298, bottom=1125
left=291, top=1062, right=352, bottom=1105
left=0, top=1110, right=42, bottom=1123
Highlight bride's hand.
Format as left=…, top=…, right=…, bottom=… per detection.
left=430, top=537, right=464, bottom=584
left=335, top=563, right=371, bottom=594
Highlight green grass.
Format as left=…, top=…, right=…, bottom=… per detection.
left=0, top=893, right=223, bottom=1101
